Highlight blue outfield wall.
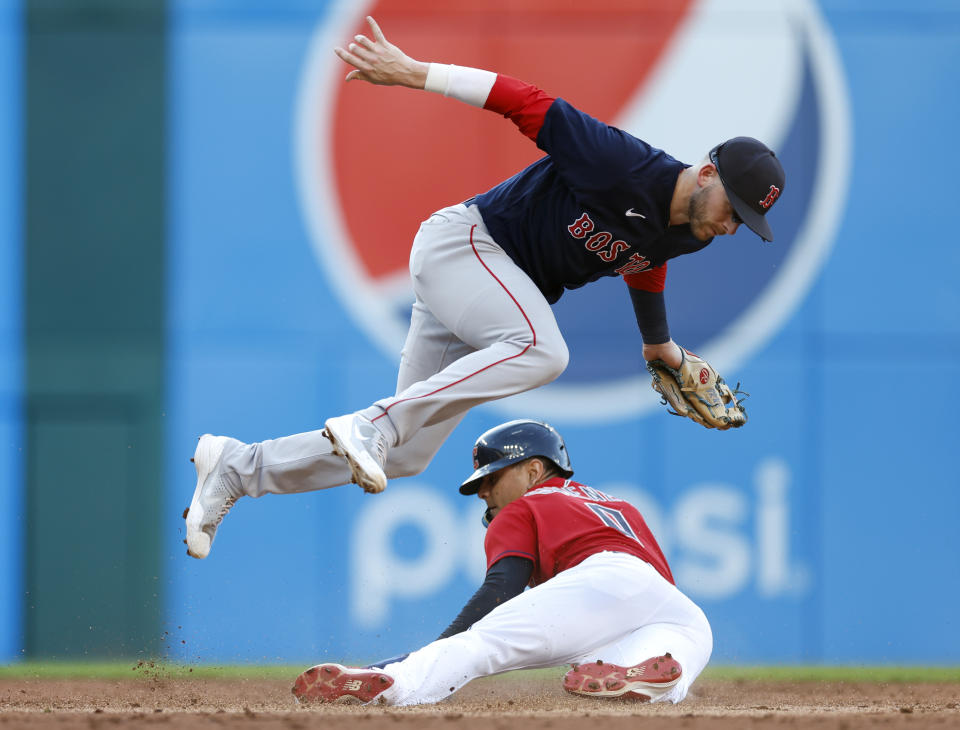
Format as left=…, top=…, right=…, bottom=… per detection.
left=0, top=0, right=21, bottom=664
left=163, top=0, right=960, bottom=666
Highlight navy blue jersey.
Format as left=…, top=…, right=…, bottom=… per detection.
left=475, top=85, right=711, bottom=305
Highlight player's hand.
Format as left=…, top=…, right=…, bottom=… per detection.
left=642, top=340, right=683, bottom=370
left=333, top=16, right=429, bottom=89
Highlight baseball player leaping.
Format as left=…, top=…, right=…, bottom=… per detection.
left=185, top=17, right=785, bottom=559
left=291, top=420, right=712, bottom=706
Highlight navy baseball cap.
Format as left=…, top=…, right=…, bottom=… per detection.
left=709, top=137, right=785, bottom=242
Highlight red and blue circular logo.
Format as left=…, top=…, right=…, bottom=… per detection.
left=296, top=0, right=850, bottom=423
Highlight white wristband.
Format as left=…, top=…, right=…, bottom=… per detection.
left=424, top=63, right=451, bottom=95
left=424, top=63, right=496, bottom=108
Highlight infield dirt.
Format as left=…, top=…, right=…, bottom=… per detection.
left=2, top=675, right=959, bottom=729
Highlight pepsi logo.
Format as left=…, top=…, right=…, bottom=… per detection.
left=296, top=0, right=851, bottom=423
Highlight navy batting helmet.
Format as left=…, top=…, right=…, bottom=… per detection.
left=459, top=419, right=573, bottom=495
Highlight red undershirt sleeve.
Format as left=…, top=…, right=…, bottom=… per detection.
left=482, top=75, right=556, bottom=142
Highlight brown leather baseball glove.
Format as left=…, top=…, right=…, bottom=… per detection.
left=646, top=348, right=747, bottom=430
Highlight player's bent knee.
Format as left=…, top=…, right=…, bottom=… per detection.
left=553, top=340, right=570, bottom=375
left=531, top=339, right=569, bottom=384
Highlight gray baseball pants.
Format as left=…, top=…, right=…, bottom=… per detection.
left=216, top=203, right=568, bottom=497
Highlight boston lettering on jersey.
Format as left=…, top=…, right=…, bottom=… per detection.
left=567, top=212, right=652, bottom=274
left=475, top=76, right=711, bottom=304
left=483, top=477, right=674, bottom=588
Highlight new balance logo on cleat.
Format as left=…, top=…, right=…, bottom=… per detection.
left=292, top=663, right=394, bottom=705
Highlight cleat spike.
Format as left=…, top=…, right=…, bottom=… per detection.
left=562, top=655, right=683, bottom=701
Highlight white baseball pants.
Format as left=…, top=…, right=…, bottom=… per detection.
left=217, top=203, right=568, bottom=497
left=379, top=551, right=713, bottom=706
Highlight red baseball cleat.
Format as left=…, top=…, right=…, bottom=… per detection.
left=292, top=663, right=394, bottom=704
left=563, top=653, right=682, bottom=701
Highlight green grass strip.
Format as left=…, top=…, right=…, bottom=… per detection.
left=701, top=665, right=960, bottom=683
left=0, top=662, right=303, bottom=681
left=0, top=662, right=957, bottom=683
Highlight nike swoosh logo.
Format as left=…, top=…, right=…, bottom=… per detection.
left=625, top=208, right=646, bottom=219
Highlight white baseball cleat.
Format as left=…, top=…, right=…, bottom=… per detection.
left=323, top=414, right=389, bottom=494
left=184, top=434, right=243, bottom=559
left=292, top=663, right=394, bottom=704
left=563, top=653, right=682, bottom=701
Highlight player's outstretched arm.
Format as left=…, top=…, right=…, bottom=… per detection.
left=436, top=556, right=532, bottom=639
left=333, top=16, right=428, bottom=89
left=334, top=15, right=554, bottom=141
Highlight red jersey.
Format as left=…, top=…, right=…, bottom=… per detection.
left=483, top=477, right=674, bottom=587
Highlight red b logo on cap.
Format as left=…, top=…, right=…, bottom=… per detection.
left=759, top=185, right=781, bottom=209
